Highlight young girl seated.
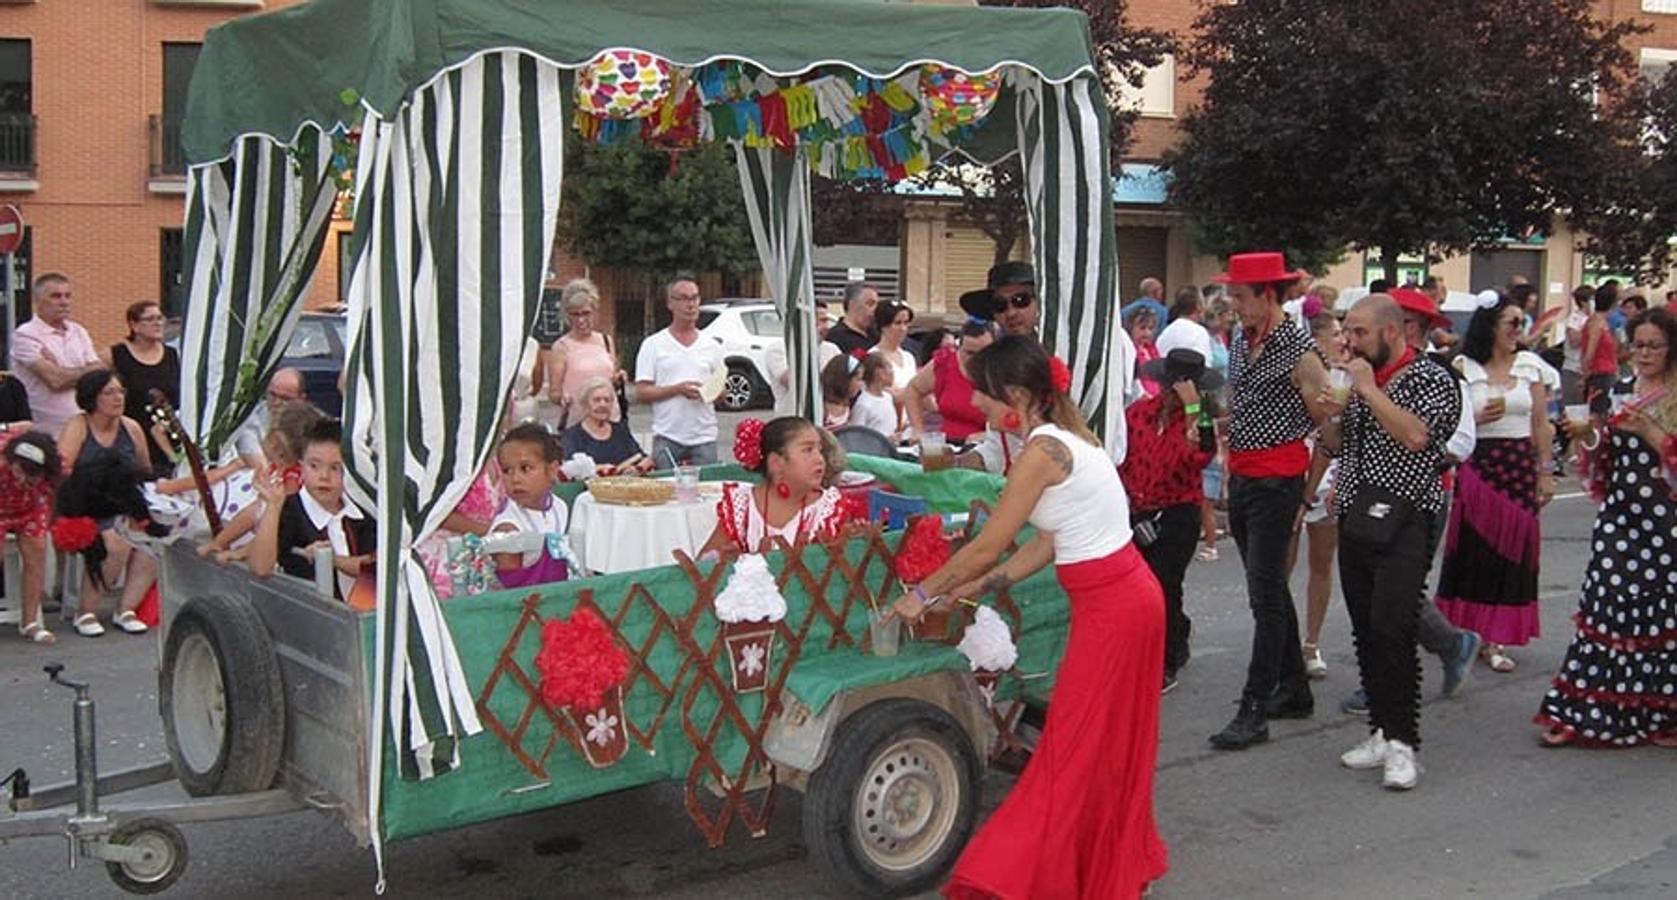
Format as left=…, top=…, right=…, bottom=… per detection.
left=199, top=403, right=325, bottom=559
left=2, top=432, right=61, bottom=644
left=848, top=353, right=901, bottom=439
left=488, top=423, right=570, bottom=587
left=248, top=419, right=377, bottom=606
left=821, top=354, right=862, bottom=429
left=699, top=417, right=862, bottom=556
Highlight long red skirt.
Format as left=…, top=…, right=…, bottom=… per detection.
left=944, top=543, right=1170, bottom=899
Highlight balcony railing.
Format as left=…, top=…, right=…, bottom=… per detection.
left=0, top=112, right=36, bottom=177
left=149, top=114, right=186, bottom=178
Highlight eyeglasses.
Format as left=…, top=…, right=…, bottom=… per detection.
left=1630, top=341, right=1669, bottom=353
left=1005, top=293, right=1036, bottom=310
left=136, top=315, right=166, bottom=324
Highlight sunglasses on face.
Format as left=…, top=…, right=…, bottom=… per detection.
left=1004, top=293, right=1036, bottom=310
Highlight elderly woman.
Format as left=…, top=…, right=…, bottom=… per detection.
left=546, top=278, right=624, bottom=428
left=559, top=376, right=650, bottom=471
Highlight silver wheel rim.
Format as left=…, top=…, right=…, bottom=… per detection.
left=724, top=372, right=753, bottom=408
left=118, top=829, right=177, bottom=883
left=852, top=736, right=961, bottom=872
left=173, top=632, right=227, bottom=775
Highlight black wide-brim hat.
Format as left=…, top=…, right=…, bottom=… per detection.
left=1139, top=348, right=1225, bottom=391
left=959, top=287, right=1004, bottom=320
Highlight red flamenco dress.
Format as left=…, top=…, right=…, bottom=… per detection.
left=945, top=423, right=1169, bottom=899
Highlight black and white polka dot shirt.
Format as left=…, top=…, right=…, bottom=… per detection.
left=1336, top=354, right=1463, bottom=515
left=1228, top=316, right=1319, bottom=452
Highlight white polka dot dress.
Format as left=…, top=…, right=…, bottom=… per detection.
left=1536, top=421, right=1677, bottom=746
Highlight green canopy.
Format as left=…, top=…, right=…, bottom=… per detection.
left=183, top=0, right=1098, bottom=165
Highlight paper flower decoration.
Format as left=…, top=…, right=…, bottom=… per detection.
left=576, top=50, right=672, bottom=120
left=535, top=608, right=631, bottom=711
left=920, top=66, right=1001, bottom=130
left=50, top=516, right=100, bottom=553
left=957, top=606, right=1018, bottom=673
left=560, top=453, right=598, bottom=482
left=714, top=553, right=788, bottom=624
left=894, top=514, right=951, bottom=585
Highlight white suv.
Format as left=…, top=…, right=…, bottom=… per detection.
left=698, top=300, right=782, bottom=411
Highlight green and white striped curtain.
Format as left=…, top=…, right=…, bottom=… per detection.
left=1013, top=74, right=1126, bottom=441
left=179, top=128, right=338, bottom=458
left=338, top=50, right=564, bottom=868
left=735, top=145, right=819, bottom=419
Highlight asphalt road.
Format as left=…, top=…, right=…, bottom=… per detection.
left=2, top=487, right=1672, bottom=899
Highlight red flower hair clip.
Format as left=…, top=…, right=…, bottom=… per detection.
left=51, top=516, right=100, bottom=553
left=733, top=418, right=766, bottom=469
left=1048, top=355, right=1073, bottom=395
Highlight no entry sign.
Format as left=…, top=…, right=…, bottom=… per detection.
left=0, top=204, right=22, bottom=256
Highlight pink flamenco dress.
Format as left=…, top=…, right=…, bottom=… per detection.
left=944, top=424, right=1169, bottom=900
left=416, top=461, right=504, bottom=598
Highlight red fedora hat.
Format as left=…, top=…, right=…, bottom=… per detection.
left=1212, top=251, right=1307, bottom=285
left=1388, top=287, right=1452, bottom=330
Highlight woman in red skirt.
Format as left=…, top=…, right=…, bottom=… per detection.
left=890, top=336, right=1169, bottom=898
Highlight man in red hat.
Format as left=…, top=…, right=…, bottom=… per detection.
left=1207, top=252, right=1335, bottom=751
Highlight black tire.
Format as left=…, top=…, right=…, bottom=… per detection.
left=801, top=699, right=981, bottom=898
left=159, top=593, right=285, bottom=797
left=105, top=818, right=189, bottom=895
left=718, top=363, right=767, bottom=411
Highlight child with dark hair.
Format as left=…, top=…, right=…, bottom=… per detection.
left=820, top=354, right=862, bottom=429
left=487, top=422, right=570, bottom=587
left=699, top=417, right=861, bottom=556
left=249, top=419, right=377, bottom=605
left=2, top=431, right=62, bottom=643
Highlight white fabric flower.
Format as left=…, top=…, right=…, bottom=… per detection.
left=561, top=453, right=598, bottom=481
left=957, top=606, right=1018, bottom=672
left=737, top=642, right=767, bottom=677
left=714, top=554, right=788, bottom=624
left=585, top=708, right=620, bottom=746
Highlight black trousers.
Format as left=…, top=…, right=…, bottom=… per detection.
left=1228, top=474, right=1309, bottom=703
left=1339, top=507, right=1432, bottom=749
left=1137, top=503, right=1200, bottom=675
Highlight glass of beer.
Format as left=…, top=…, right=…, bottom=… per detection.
left=1327, top=369, right=1354, bottom=405
left=1564, top=404, right=1593, bottom=441
left=921, top=430, right=952, bottom=472
left=1484, top=386, right=1507, bottom=420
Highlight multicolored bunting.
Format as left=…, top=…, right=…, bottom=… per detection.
left=921, top=65, right=1001, bottom=130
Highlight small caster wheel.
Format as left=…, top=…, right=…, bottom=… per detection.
left=105, top=818, right=189, bottom=894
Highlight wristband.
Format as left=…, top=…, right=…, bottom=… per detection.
left=1183, top=402, right=1201, bottom=416
left=913, top=585, right=936, bottom=609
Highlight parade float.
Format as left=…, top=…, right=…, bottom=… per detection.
left=1, top=2, right=1130, bottom=895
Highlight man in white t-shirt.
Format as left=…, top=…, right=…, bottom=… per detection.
left=635, top=278, right=724, bottom=466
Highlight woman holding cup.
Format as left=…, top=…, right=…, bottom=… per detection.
left=1536, top=308, right=1677, bottom=747
left=1433, top=296, right=1554, bottom=673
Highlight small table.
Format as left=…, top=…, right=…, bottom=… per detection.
left=568, top=487, right=724, bottom=575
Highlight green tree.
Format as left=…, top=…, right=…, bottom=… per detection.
left=1578, top=69, right=1677, bottom=281
left=1164, top=0, right=1644, bottom=281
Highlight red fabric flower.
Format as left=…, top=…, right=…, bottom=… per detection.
left=733, top=418, right=766, bottom=470
left=894, top=514, right=951, bottom=585
left=535, top=608, right=631, bottom=711
left=1048, top=356, right=1073, bottom=395
left=50, top=516, right=100, bottom=553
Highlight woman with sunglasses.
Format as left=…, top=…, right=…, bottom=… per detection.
left=1536, top=307, right=1677, bottom=748
left=1433, top=295, right=1554, bottom=674
left=903, top=319, right=996, bottom=444
left=109, top=300, right=180, bottom=477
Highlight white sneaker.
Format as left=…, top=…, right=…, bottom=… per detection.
left=1340, top=729, right=1388, bottom=769
left=1382, top=740, right=1419, bottom=790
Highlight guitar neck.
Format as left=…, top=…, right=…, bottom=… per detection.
left=150, top=389, right=221, bottom=536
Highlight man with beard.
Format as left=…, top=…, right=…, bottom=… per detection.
left=1319, top=294, right=1462, bottom=790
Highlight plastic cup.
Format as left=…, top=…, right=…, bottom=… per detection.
left=1564, top=404, right=1592, bottom=439
left=920, top=431, right=951, bottom=472
left=868, top=608, right=901, bottom=657
left=674, top=464, right=700, bottom=502
left=1326, top=369, right=1353, bottom=405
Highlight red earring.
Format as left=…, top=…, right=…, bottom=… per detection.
left=1002, top=410, right=1023, bottom=432
left=776, top=482, right=792, bottom=499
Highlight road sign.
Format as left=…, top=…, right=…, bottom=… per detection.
left=0, top=204, right=22, bottom=256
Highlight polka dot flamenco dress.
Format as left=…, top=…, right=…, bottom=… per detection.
left=1536, top=426, right=1677, bottom=747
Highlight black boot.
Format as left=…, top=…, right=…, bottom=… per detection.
left=1209, top=697, right=1269, bottom=750
left=1265, top=681, right=1315, bottom=720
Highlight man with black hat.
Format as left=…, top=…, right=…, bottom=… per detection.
left=959, top=261, right=1040, bottom=339
left=1207, top=252, right=1334, bottom=751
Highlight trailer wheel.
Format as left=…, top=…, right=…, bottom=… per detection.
left=801, top=699, right=980, bottom=898
left=105, top=818, right=188, bottom=895
left=160, top=593, right=284, bottom=796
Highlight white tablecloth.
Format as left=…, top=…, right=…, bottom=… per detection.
left=568, top=489, right=722, bottom=575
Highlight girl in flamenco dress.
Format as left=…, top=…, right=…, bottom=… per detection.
left=697, top=417, right=862, bottom=557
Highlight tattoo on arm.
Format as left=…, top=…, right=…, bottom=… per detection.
left=1030, top=435, right=1074, bottom=477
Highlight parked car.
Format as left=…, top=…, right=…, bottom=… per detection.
left=698, top=299, right=781, bottom=411
left=165, top=310, right=347, bottom=418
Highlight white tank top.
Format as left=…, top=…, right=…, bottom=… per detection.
left=1025, top=423, right=1133, bottom=564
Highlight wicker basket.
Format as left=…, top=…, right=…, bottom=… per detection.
left=586, top=476, right=675, bottom=506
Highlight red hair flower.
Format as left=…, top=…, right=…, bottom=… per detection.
left=894, top=514, right=951, bottom=585
left=850, top=348, right=868, bottom=362
left=1048, top=355, right=1073, bottom=395
left=535, top=608, right=631, bottom=711
left=733, top=418, right=766, bottom=470
left=51, top=516, right=100, bottom=553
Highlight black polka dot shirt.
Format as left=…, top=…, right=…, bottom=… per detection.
left=1335, top=354, right=1463, bottom=515
left=1228, top=316, right=1320, bottom=452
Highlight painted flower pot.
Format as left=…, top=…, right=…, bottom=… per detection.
left=973, top=669, right=1003, bottom=709
left=722, top=620, right=777, bottom=693
left=567, top=685, right=629, bottom=768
